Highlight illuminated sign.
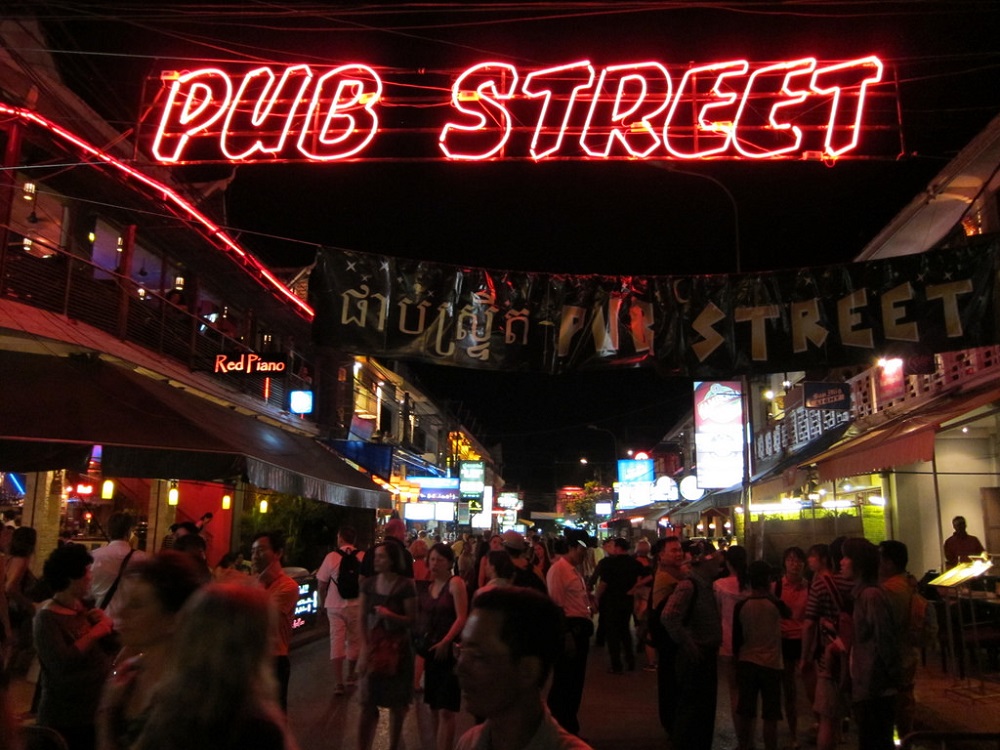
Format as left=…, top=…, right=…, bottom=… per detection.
left=459, top=461, right=486, bottom=514
left=411, top=476, right=460, bottom=503
left=213, top=352, right=288, bottom=375
left=289, top=389, right=314, bottom=414
left=292, top=579, right=319, bottom=632
left=146, top=56, right=889, bottom=164
left=694, top=381, right=746, bottom=489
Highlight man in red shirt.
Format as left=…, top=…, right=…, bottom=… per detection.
left=944, top=516, right=985, bottom=569
left=252, top=531, right=300, bottom=712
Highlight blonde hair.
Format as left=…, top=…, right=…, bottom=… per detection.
left=135, top=584, right=286, bottom=750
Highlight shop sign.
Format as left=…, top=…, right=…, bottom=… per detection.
left=146, top=55, right=890, bottom=164
left=694, top=381, right=745, bottom=489
left=213, top=352, right=288, bottom=375
left=803, top=382, right=851, bottom=410
left=410, top=476, right=460, bottom=503
left=497, top=492, right=523, bottom=510
left=460, top=460, right=485, bottom=513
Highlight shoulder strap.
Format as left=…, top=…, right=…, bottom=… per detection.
left=99, top=548, right=136, bottom=610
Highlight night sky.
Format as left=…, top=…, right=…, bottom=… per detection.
left=29, top=1, right=1000, bottom=491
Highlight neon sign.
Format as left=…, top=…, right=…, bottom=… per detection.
left=147, top=56, right=889, bottom=164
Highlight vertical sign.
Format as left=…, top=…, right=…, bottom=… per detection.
left=693, top=381, right=745, bottom=489
left=459, top=460, right=486, bottom=514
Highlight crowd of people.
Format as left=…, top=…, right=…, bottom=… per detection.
left=0, top=512, right=941, bottom=750
left=0, top=513, right=299, bottom=750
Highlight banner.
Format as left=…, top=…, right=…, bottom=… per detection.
left=694, top=381, right=746, bottom=489
left=309, top=235, right=999, bottom=377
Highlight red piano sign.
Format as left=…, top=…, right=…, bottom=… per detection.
left=145, top=56, right=892, bottom=164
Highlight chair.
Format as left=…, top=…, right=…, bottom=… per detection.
left=19, top=725, right=69, bottom=750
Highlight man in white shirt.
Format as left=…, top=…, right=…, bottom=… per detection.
left=317, top=526, right=364, bottom=696
left=89, top=512, right=145, bottom=626
left=545, top=533, right=593, bottom=736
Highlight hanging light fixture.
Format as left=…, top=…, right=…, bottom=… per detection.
left=221, top=494, right=232, bottom=511
left=167, top=480, right=179, bottom=506
left=259, top=499, right=269, bottom=514
left=101, top=479, right=115, bottom=500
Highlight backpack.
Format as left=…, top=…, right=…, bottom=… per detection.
left=333, top=548, right=361, bottom=600
left=907, top=590, right=939, bottom=650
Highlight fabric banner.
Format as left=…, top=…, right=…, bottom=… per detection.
left=309, top=235, right=999, bottom=377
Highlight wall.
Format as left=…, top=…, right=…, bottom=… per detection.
left=894, top=433, right=999, bottom=578
left=173, top=480, right=233, bottom=566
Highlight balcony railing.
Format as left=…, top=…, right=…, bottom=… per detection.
left=754, top=346, right=1000, bottom=465
left=1, top=239, right=313, bottom=414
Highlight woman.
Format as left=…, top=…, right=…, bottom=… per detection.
left=800, top=543, right=851, bottom=750
left=774, top=546, right=809, bottom=750
left=632, top=538, right=656, bottom=671
left=6, top=526, right=40, bottom=674
left=132, top=584, right=295, bottom=750
left=532, top=538, right=551, bottom=580
left=417, top=543, right=468, bottom=750
left=476, top=534, right=504, bottom=591
left=97, top=551, right=204, bottom=750
left=409, top=539, right=431, bottom=582
left=357, top=542, right=417, bottom=750
left=714, top=545, right=750, bottom=741
left=34, top=544, right=115, bottom=750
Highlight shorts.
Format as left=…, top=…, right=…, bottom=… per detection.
left=735, top=661, right=782, bottom=720
left=781, top=638, right=802, bottom=665
left=813, top=673, right=849, bottom=719
left=327, top=605, right=362, bottom=661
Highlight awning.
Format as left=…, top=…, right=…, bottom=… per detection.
left=0, top=351, right=390, bottom=510
left=804, top=386, right=1000, bottom=482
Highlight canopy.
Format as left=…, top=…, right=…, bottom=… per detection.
left=0, top=351, right=389, bottom=510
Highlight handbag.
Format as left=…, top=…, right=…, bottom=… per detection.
left=368, top=624, right=406, bottom=675
left=412, top=632, right=434, bottom=658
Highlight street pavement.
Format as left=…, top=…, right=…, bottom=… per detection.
left=285, top=631, right=1000, bottom=750
left=8, top=626, right=1000, bottom=749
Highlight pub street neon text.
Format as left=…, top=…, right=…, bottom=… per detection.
left=151, top=56, right=884, bottom=164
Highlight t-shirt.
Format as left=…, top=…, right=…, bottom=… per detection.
left=733, top=595, right=784, bottom=670
left=596, top=554, right=644, bottom=607
left=714, top=575, right=749, bottom=657
left=455, top=710, right=594, bottom=750
left=316, top=546, right=364, bottom=609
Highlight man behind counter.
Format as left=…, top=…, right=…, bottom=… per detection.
left=944, top=515, right=985, bottom=569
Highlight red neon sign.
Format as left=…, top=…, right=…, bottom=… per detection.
left=147, top=56, right=888, bottom=164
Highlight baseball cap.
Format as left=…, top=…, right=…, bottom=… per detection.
left=501, top=530, right=527, bottom=551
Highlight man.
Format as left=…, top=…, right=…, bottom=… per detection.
left=456, top=586, right=592, bottom=750
left=359, top=517, right=414, bottom=578
left=502, top=529, right=547, bottom=594
left=90, top=512, right=146, bottom=625
left=317, top=525, right=364, bottom=696
left=252, top=530, right=299, bottom=712
left=879, top=540, right=918, bottom=739
left=545, top=533, right=593, bottom=736
left=732, top=560, right=790, bottom=750
left=173, top=532, right=213, bottom=583
left=842, top=538, right=901, bottom=750
left=944, top=515, right=985, bottom=569
left=589, top=538, right=616, bottom=647
left=594, top=537, right=644, bottom=673
left=648, top=536, right=686, bottom=733
left=662, top=540, right=724, bottom=750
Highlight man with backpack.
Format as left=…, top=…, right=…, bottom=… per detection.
left=317, top=525, right=365, bottom=696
